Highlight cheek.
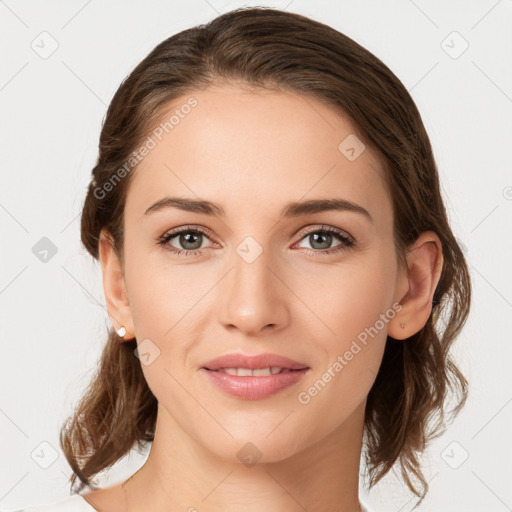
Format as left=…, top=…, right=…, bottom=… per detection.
left=293, top=254, right=396, bottom=343
left=125, top=251, right=205, bottom=338
left=293, top=266, right=393, bottom=433
left=123, top=254, right=211, bottom=391
left=294, top=251, right=396, bottom=393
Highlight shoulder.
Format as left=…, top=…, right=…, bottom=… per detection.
left=359, top=498, right=375, bottom=512
left=1, top=494, right=97, bottom=512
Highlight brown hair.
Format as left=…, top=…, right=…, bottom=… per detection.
left=60, top=6, right=470, bottom=505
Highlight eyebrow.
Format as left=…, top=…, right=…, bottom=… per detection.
left=144, top=197, right=373, bottom=222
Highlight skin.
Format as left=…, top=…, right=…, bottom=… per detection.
left=83, top=83, right=443, bottom=512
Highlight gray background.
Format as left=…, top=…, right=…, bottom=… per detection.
left=1, top=0, right=511, bottom=510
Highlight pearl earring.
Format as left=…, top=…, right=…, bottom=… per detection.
left=116, top=326, right=127, bottom=338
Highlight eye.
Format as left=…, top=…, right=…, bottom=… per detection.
left=158, top=224, right=356, bottom=258
left=158, top=226, right=216, bottom=257
left=293, top=225, right=355, bottom=256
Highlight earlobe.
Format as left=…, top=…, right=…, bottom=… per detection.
left=98, top=229, right=135, bottom=341
left=388, top=231, right=443, bottom=340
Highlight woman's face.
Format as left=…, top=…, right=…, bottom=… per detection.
left=118, top=84, right=407, bottom=462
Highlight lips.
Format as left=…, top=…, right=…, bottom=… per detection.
left=201, top=352, right=309, bottom=372
left=200, top=353, right=311, bottom=399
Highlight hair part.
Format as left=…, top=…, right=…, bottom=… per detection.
left=62, top=6, right=470, bottom=504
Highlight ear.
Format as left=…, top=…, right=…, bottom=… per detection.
left=388, top=231, right=444, bottom=340
left=98, top=229, right=135, bottom=341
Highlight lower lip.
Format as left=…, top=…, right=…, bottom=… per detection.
left=201, top=368, right=310, bottom=400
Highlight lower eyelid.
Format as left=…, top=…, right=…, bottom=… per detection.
left=294, top=234, right=353, bottom=252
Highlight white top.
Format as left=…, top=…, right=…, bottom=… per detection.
left=4, top=493, right=373, bottom=511
left=3, top=494, right=96, bottom=511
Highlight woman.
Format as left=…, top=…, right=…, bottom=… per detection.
left=13, top=6, right=470, bottom=512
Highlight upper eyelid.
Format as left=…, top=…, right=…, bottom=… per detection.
left=162, top=225, right=214, bottom=241
left=299, top=225, right=352, bottom=239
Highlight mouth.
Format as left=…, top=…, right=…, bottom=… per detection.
left=200, top=352, right=309, bottom=372
left=202, top=367, right=307, bottom=376
left=199, top=352, right=310, bottom=399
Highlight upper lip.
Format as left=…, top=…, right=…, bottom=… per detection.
left=201, top=352, right=309, bottom=371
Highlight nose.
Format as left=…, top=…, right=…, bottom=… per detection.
left=218, top=242, right=289, bottom=336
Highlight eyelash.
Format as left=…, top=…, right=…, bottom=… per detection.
left=157, top=225, right=356, bottom=257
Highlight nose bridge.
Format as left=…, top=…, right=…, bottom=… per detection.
left=218, top=235, right=288, bottom=334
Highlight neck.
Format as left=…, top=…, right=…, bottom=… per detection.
left=124, top=401, right=366, bottom=512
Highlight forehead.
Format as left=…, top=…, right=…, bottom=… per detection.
left=125, top=84, right=392, bottom=227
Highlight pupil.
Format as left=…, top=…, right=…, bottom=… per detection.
left=310, top=233, right=331, bottom=250
left=181, top=232, right=201, bottom=250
